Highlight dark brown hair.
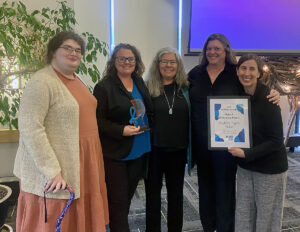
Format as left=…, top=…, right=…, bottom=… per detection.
left=46, top=31, right=85, bottom=64
left=103, top=43, right=145, bottom=79
left=237, top=54, right=264, bottom=78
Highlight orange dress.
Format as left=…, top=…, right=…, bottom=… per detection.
left=16, top=72, right=109, bottom=232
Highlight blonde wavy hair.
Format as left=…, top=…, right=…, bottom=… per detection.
left=146, top=47, right=189, bottom=97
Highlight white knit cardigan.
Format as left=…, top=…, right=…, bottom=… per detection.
left=14, top=65, right=80, bottom=199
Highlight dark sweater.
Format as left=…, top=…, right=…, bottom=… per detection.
left=238, top=82, right=288, bottom=174
left=188, top=63, right=243, bottom=139
left=188, top=62, right=244, bottom=157
left=152, top=83, right=189, bottom=150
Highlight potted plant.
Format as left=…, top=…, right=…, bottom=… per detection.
left=0, top=0, right=108, bottom=130
left=0, top=224, right=13, bottom=232
left=0, top=184, right=12, bottom=230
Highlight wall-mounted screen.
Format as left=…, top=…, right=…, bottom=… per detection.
left=189, top=0, right=300, bottom=55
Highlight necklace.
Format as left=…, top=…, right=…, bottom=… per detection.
left=163, top=83, right=176, bottom=115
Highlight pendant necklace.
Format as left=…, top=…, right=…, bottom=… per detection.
left=163, top=83, right=176, bottom=115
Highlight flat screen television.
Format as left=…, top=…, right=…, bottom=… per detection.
left=189, top=0, right=300, bottom=55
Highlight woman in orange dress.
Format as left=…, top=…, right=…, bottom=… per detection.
left=14, top=31, right=109, bottom=232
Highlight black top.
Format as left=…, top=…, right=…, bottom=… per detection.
left=93, top=75, right=153, bottom=160
left=152, top=83, right=189, bottom=151
left=188, top=63, right=243, bottom=139
left=238, top=82, right=288, bottom=174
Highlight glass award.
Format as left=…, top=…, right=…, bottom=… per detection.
left=129, top=99, right=150, bottom=131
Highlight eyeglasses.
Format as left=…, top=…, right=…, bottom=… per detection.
left=59, top=46, right=82, bottom=55
left=160, top=59, right=177, bottom=65
left=116, top=56, right=136, bottom=63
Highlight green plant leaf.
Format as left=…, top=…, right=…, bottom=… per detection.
left=5, top=43, right=14, bottom=57
left=6, top=8, right=16, bottom=17
left=103, top=48, right=108, bottom=56
left=16, top=26, right=22, bottom=32
left=11, top=118, right=18, bottom=129
left=86, top=54, right=92, bottom=62
left=80, top=63, right=87, bottom=74
left=31, top=10, right=39, bottom=16
left=0, top=32, right=5, bottom=43
left=19, top=51, right=26, bottom=65
left=42, top=12, right=49, bottom=19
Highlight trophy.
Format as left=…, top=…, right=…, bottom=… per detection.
left=129, top=99, right=150, bottom=131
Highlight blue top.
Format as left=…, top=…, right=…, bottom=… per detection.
left=123, top=82, right=151, bottom=160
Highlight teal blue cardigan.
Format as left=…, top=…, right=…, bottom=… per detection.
left=181, top=87, right=193, bottom=175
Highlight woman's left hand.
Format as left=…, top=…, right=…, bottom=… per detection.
left=228, top=147, right=245, bottom=158
left=267, top=89, right=280, bottom=105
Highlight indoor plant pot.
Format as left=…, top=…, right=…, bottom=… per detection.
left=0, top=184, right=12, bottom=229
left=0, top=224, right=13, bottom=232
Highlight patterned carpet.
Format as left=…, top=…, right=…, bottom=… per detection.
left=3, top=148, right=300, bottom=232
left=129, top=148, right=300, bottom=232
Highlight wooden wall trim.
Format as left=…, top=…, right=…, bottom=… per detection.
left=0, top=130, right=19, bottom=143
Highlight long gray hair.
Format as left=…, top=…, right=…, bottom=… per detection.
left=147, top=47, right=189, bottom=97
left=200, top=33, right=237, bottom=66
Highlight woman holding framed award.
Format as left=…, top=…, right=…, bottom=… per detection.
left=146, top=47, right=191, bottom=232
left=93, top=43, right=152, bottom=232
left=228, top=54, right=288, bottom=232
left=188, top=33, right=280, bottom=232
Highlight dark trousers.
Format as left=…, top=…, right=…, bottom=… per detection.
left=104, top=155, right=147, bottom=232
left=145, top=147, right=187, bottom=232
left=196, top=150, right=237, bottom=232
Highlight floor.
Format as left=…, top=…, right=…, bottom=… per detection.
left=3, top=148, right=300, bottom=232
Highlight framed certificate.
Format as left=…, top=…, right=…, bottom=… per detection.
left=207, top=96, right=252, bottom=150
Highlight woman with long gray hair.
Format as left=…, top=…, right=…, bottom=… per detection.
left=146, top=47, right=192, bottom=232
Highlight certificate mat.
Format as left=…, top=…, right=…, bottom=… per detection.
left=207, top=96, right=252, bottom=150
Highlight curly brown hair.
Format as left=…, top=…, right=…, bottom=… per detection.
left=103, top=43, right=145, bottom=79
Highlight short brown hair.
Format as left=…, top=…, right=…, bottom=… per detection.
left=237, top=54, right=264, bottom=78
left=46, top=31, right=85, bottom=64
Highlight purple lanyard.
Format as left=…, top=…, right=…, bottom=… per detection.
left=43, top=185, right=75, bottom=231
left=55, top=185, right=75, bottom=232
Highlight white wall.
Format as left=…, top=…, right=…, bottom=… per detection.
left=114, top=0, right=178, bottom=73
left=73, top=0, right=178, bottom=82
left=0, top=142, right=18, bottom=178
left=74, top=0, right=109, bottom=86
left=26, top=0, right=73, bottom=11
